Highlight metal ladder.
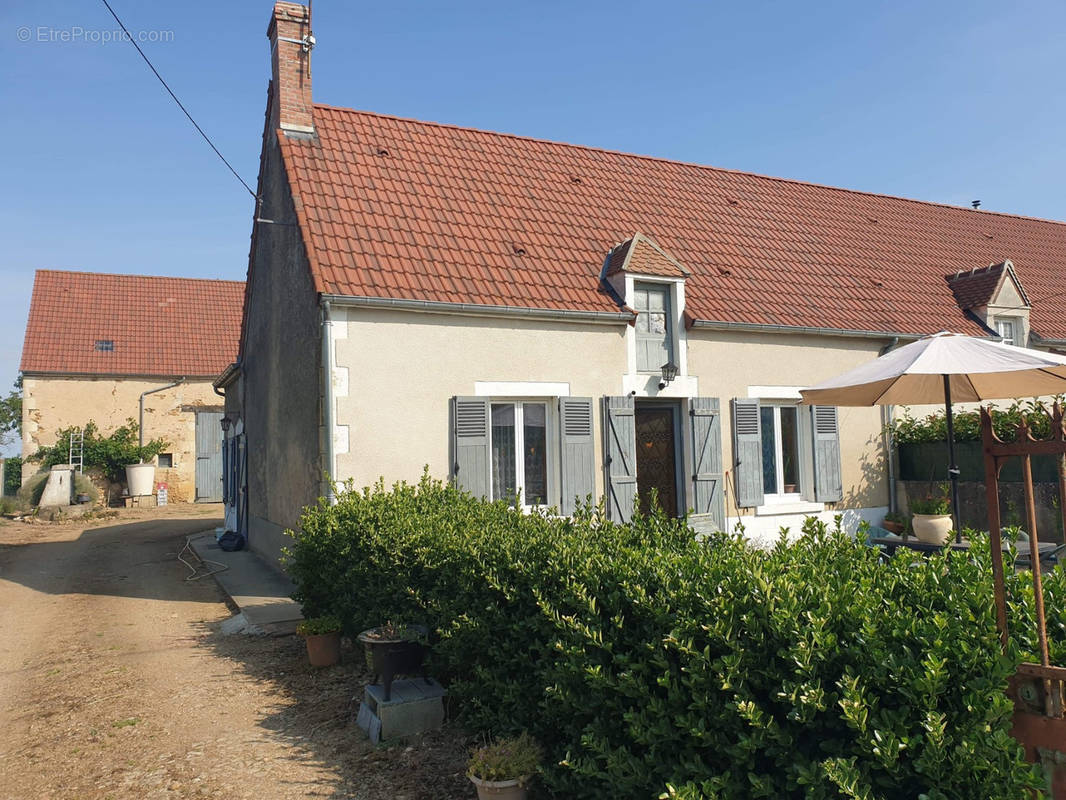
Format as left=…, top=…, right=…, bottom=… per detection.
left=68, top=427, right=84, bottom=474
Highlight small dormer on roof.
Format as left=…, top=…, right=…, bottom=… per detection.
left=945, top=259, right=1032, bottom=344
left=604, top=232, right=691, bottom=279
left=945, top=259, right=1030, bottom=311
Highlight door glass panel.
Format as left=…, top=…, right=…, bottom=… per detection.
left=760, top=406, right=777, bottom=495
left=635, top=406, right=679, bottom=518
left=780, top=406, right=800, bottom=493
left=491, top=403, right=516, bottom=504
left=523, top=404, right=547, bottom=505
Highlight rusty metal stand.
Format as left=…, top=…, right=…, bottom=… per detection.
left=982, top=405, right=1066, bottom=797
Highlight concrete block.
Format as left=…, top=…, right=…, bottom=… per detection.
left=39, top=468, right=74, bottom=507
left=356, top=678, right=445, bottom=743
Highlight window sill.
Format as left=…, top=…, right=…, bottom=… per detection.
left=755, top=501, right=823, bottom=517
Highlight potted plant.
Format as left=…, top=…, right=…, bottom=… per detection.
left=909, top=492, right=953, bottom=545
left=467, top=732, right=542, bottom=800
left=357, top=621, right=430, bottom=700
left=881, top=510, right=907, bottom=535
left=297, top=615, right=342, bottom=667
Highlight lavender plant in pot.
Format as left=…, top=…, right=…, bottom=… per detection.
left=467, top=733, right=542, bottom=800
left=296, top=615, right=342, bottom=667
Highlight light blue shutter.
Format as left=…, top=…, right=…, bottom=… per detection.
left=690, top=397, right=725, bottom=530
left=559, top=397, right=595, bottom=515
left=603, top=396, right=637, bottom=523
left=731, top=398, right=764, bottom=508
left=812, top=406, right=843, bottom=502
left=452, top=397, right=491, bottom=499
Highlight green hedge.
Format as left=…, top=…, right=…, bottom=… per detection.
left=285, top=475, right=1049, bottom=799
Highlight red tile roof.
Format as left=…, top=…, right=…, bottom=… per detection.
left=278, top=105, right=1066, bottom=339
left=21, top=270, right=244, bottom=378
left=605, top=233, right=690, bottom=278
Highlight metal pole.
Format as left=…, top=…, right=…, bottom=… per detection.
left=943, top=375, right=962, bottom=543
left=982, top=412, right=1009, bottom=651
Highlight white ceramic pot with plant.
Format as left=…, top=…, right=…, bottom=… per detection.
left=910, top=495, right=953, bottom=545
left=467, top=733, right=542, bottom=800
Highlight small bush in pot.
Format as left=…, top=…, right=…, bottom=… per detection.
left=881, top=510, right=907, bottom=535
left=468, top=732, right=542, bottom=800
left=296, top=615, right=342, bottom=667
left=910, top=490, right=953, bottom=544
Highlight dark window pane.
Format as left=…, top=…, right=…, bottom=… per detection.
left=523, top=404, right=547, bottom=505
left=760, top=406, right=777, bottom=495
left=780, top=406, right=800, bottom=493
left=491, top=404, right=516, bottom=504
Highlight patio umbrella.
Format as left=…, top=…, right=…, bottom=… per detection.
left=800, top=331, right=1066, bottom=539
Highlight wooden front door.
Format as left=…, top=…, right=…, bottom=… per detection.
left=634, top=404, right=681, bottom=517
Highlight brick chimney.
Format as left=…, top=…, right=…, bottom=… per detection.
left=267, top=2, right=314, bottom=134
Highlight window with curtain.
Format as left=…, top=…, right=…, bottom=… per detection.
left=491, top=402, right=548, bottom=507
left=760, top=404, right=802, bottom=499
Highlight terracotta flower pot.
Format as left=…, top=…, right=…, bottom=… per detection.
left=881, top=520, right=905, bottom=535
left=304, top=631, right=341, bottom=667
left=912, top=514, right=953, bottom=545
left=469, top=775, right=529, bottom=800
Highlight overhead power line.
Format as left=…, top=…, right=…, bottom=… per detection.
left=98, top=0, right=256, bottom=198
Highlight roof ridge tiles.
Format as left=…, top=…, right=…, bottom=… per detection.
left=309, top=103, right=1066, bottom=230
left=34, top=267, right=244, bottom=286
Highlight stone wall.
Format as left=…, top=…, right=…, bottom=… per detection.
left=21, top=375, right=222, bottom=503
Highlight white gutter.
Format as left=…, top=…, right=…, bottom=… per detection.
left=321, top=294, right=633, bottom=325
left=139, top=378, right=185, bottom=448
left=321, top=299, right=336, bottom=504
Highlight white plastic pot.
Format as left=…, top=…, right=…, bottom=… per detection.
left=125, top=463, right=156, bottom=497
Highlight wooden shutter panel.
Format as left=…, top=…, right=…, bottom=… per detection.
left=731, top=398, right=764, bottom=508
left=603, top=396, right=637, bottom=523
left=812, top=405, right=843, bottom=502
left=690, top=397, right=725, bottom=530
left=559, top=397, right=595, bottom=515
left=451, top=397, right=491, bottom=499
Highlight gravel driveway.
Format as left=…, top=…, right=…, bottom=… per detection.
left=0, top=505, right=470, bottom=800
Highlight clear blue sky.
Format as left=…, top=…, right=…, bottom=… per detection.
left=1, top=0, right=1064, bottom=455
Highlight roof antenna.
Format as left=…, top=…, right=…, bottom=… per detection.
left=971, top=200, right=981, bottom=210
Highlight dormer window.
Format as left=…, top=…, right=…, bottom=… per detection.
left=635, top=282, right=674, bottom=372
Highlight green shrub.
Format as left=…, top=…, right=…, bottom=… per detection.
left=285, top=475, right=1048, bottom=799
left=888, top=398, right=1061, bottom=444
left=2, top=456, right=21, bottom=496
left=468, top=732, right=543, bottom=783
left=295, top=615, right=342, bottom=636
left=28, top=419, right=167, bottom=484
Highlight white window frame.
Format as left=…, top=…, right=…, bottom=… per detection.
left=760, top=402, right=804, bottom=505
left=633, top=281, right=675, bottom=373
left=620, top=274, right=698, bottom=397
left=996, top=318, right=1017, bottom=346
left=488, top=398, right=557, bottom=511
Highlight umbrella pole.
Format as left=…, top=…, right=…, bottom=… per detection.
left=943, top=375, right=962, bottom=543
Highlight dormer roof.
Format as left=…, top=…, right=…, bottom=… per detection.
left=604, top=233, right=691, bottom=278
left=945, top=259, right=1031, bottom=311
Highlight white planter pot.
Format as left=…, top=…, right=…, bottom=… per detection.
left=469, top=775, right=528, bottom=800
left=912, top=514, right=953, bottom=545
left=125, top=463, right=156, bottom=497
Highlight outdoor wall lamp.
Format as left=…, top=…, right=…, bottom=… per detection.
left=659, top=361, right=679, bottom=389
left=220, top=416, right=232, bottom=433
